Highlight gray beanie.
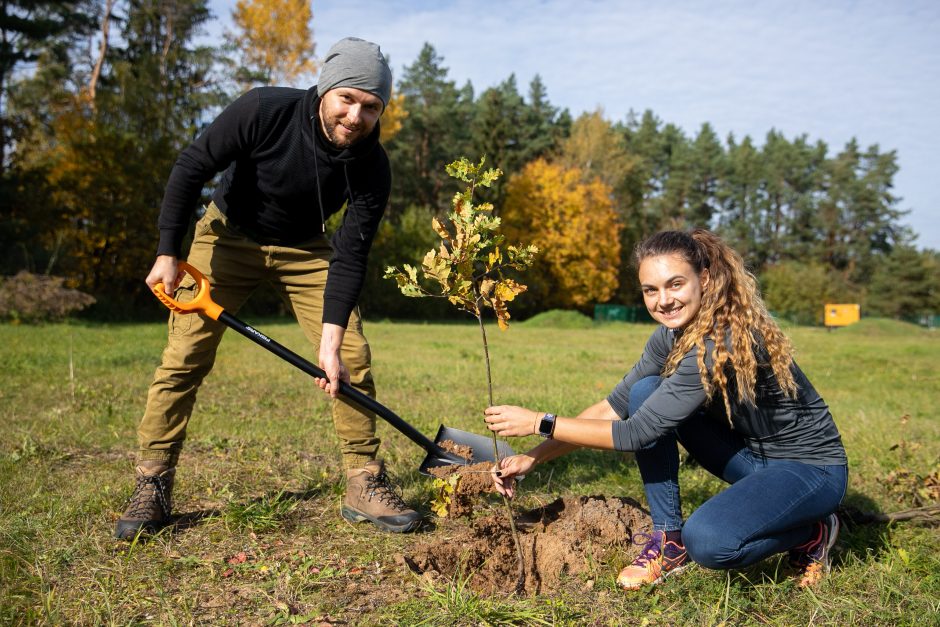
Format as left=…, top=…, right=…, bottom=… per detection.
left=317, top=37, right=392, bottom=108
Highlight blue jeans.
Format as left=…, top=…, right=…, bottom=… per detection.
left=628, top=376, right=848, bottom=570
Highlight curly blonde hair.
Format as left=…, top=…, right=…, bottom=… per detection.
left=634, top=229, right=797, bottom=419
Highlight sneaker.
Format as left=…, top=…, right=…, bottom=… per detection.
left=114, top=461, right=175, bottom=540
left=617, top=530, right=690, bottom=590
left=789, top=513, right=839, bottom=588
left=341, top=460, right=422, bottom=533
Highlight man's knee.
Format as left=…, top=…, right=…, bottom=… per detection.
left=341, top=336, right=373, bottom=388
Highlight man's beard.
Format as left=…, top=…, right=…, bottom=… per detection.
left=321, top=114, right=363, bottom=148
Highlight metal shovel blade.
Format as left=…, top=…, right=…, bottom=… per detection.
left=419, top=425, right=516, bottom=475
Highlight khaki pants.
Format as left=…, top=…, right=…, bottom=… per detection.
left=137, top=203, right=378, bottom=470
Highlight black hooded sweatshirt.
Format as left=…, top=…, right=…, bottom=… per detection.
left=156, top=86, right=391, bottom=328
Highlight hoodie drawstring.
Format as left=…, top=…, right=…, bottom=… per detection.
left=344, top=163, right=365, bottom=241
left=311, top=115, right=365, bottom=240
left=311, top=116, right=327, bottom=233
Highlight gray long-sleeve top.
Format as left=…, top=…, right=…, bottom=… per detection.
left=607, top=326, right=847, bottom=465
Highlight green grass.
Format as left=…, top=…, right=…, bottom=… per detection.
left=396, top=569, right=567, bottom=626
left=0, top=317, right=937, bottom=624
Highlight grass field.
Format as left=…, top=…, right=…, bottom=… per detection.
left=0, top=316, right=937, bottom=625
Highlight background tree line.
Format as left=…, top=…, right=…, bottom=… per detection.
left=1, top=1, right=937, bottom=324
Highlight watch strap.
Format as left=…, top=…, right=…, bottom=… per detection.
left=538, top=413, right=557, bottom=438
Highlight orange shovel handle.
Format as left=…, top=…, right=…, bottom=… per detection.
left=151, top=261, right=224, bottom=320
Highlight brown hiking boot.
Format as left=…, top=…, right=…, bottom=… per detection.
left=341, top=460, right=422, bottom=533
left=114, top=461, right=175, bottom=540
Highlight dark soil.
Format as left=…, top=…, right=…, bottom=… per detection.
left=403, top=495, right=651, bottom=595
left=436, top=439, right=475, bottom=462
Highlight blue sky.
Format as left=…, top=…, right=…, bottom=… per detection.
left=207, top=0, right=940, bottom=249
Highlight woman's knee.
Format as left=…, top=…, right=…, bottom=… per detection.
left=628, top=376, right=663, bottom=416
left=682, top=518, right=743, bottom=570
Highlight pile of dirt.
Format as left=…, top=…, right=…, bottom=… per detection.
left=428, top=460, right=498, bottom=517
left=402, top=495, right=650, bottom=595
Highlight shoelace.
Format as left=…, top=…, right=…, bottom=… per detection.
left=123, top=474, right=171, bottom=519
left=790, top=521, right=825, bottom=567
left=630, top=532, right=663, bottom=567
left=365, top=471, right=409, bottom=512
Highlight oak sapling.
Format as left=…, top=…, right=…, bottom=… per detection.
left=384, top=156, right=537, bottom=593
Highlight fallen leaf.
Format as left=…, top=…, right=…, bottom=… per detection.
left=227, top=552, right=247, bottom=565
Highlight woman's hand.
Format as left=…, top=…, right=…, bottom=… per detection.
left=484, top=405, right=540, bottom=438
left=491, top=454, right=536, bottom=498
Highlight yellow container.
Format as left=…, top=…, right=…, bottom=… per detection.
left=824, top=303, right=860, bottom=327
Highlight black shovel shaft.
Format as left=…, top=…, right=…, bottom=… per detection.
left=218, top=311, right=450, bottom=458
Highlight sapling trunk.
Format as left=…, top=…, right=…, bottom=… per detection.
left=475, top=297, right=527, bottom=595
left=384, top=156, right=538, bottom=594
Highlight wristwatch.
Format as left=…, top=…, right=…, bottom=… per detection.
left=538, top=413, right=557, bottom=438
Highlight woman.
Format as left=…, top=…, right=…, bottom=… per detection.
left=484, top=229, right=847, bottom=590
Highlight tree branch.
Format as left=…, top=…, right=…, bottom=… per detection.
left=87, top=0, right=114, bottom=104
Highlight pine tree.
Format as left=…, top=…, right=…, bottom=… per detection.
left=470, top=74, right=528, bottom=206
left=385, top=43, right=472, bottom=213
left=522, top=74, right=567, bottom=161
left=817, top=139, right=909, bottom=283
left=718, top=133, right=764, bottom=269
left=0, top=0, right=96, bottom=171
left=686, top=122, right=725, bottom=229
left=865, top=245, right=937, bottom=320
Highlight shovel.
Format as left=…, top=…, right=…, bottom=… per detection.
left=151, top=261, right=514, bottom=475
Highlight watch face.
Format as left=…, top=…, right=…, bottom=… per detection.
left=539, top=414, right=555, bottom=437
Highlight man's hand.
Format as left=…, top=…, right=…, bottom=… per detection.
left=491, top=454, right=536, bottom=498
left=316, top=323, right=349, bottom=398
left=145, top=255, right=181, bottom=295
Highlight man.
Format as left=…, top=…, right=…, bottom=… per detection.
left=115, top=37, right=422, bottom=538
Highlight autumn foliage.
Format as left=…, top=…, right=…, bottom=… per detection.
left=42, top=102, right=160, bottom=295
left=501, top=159, right=622, bottom=309
left=379, top=93, right=408, bottom=144
left=385, top=157, right=538, bottom=330
left=231, top=0, right=317, bottom=86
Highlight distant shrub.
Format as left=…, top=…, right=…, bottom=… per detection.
left=361, top=204, right=458, bottom=320
left=0, top=272, right=96, bottom=323
left=761, top=262, right=855, bottom=326
left=522, top=309, right=594, bottom=329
